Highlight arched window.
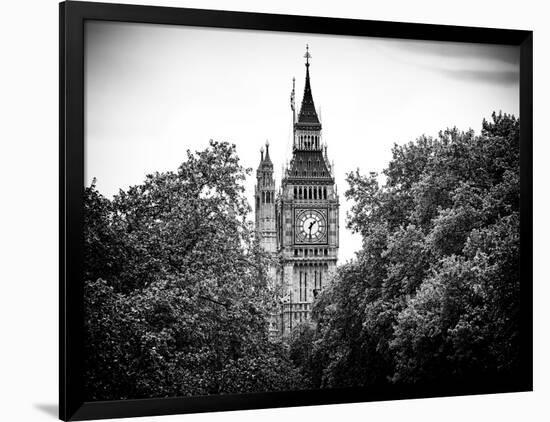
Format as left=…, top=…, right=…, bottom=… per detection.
left=323, top=187, right=327, bottom=199
left=294, top=187, right=297, bottom=198
left=314, top=188, right=317, bottom=200
left=309, top=187, right=312, bottom=199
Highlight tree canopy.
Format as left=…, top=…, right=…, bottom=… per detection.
left=84, top=112, right=521, bottom=400
left=289, top=112, right=521, bottom=389
left=84, top=140, right=305, bottom=400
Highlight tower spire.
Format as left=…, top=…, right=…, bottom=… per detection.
left=297, top=44, right=320, bottom=126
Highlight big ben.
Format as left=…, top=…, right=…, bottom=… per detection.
left=255, top=45, right=339, bottom=337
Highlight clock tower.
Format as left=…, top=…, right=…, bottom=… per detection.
left=254, top=46, right=339, bottom=337
left=274, top=45, right=339, bottom=336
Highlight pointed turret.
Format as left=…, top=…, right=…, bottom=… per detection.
left=264, top=140, right=273, bottom=165
left=257, top=141, right=273, bottom=174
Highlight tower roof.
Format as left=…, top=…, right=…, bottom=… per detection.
left=297, top=45, right=321, bottom=127
left=285, top=150, right=333, bottom=183
left=257, top=141, right=273, bottom=173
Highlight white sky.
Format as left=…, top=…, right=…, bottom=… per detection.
left=85, top=21, right=519, bottom=263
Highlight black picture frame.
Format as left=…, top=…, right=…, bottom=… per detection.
left=59, top=1, right=533, bottom=420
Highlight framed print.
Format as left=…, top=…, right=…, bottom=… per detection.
left=59, top=1, right=533, bottom=420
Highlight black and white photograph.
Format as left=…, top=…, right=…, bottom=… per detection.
left=81, top=19, right=524, bottom=402
left=6, top=0, right=550, bottom=421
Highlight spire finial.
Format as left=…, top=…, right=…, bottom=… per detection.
left=304, top=44, right=311, bottom=66
left=260, top=146, right=264, bottom=161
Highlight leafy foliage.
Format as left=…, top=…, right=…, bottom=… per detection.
left=84, top=141, right=304, bottom=400
left=290, top=112, right=521, bottom=389
left=85, top=112, right=521, bottom=399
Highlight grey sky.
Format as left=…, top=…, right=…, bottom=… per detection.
left=84, top=21, right=519, bottom=263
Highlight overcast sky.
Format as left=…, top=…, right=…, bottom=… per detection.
left=85, top=21, right=519, bottom=263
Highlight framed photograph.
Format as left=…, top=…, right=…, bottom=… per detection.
left=60, top=1, right=533, bottom=420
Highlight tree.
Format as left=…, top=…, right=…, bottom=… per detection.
left=84, top=140, right=303, bottom=400
left=294, top=112, right=521, bottom=389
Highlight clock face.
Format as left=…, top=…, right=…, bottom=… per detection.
left=295, top=209, right=327, bottom=244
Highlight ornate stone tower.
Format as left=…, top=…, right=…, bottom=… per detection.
left=254, top=141, right=277, bottom=254
left=254, top=46, right=339, bottom=338
left=275, top=45, right=339, bottom=336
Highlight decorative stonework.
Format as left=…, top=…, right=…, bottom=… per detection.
left=254, top=46, right=339, bottom=338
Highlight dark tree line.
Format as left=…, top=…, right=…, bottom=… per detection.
left=84, top=112, right=520, bottom=400
left=289, top=112, right=521, bottom=390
